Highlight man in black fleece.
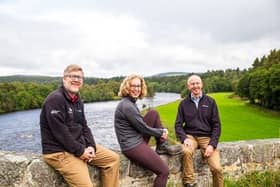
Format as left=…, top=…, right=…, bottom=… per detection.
left=175, top=75, right=223, bottom=187
left=40, top=64, right=119, bottom=187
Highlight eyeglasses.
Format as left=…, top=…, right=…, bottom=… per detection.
left=130, top=84, right=141, bottom=88
left=65, top=74, right=83, bottom=81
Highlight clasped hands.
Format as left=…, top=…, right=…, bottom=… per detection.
left=80, top=146, right=96, bottom=162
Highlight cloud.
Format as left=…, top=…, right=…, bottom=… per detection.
left=0, top=0, right=279, bottom=77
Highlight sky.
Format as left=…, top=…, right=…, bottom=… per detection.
left=0, top=0, right=279, bottom=78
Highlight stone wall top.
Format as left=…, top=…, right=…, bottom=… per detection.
left=0, top=138, right=280, bottom=187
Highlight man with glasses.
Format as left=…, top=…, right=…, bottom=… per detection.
left=40, top=64, right=120, bottom=187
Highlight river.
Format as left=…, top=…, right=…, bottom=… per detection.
left=0, top=93, right=180, bottom=153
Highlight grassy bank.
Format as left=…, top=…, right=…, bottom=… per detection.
left=155, top=92, right=280, bottom=142
left=224, top=170, right=280, bottom=187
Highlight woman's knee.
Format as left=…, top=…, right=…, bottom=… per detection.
left=162, top=166, right=170, bottom=177
left=146, top=109, right=159, bottom=118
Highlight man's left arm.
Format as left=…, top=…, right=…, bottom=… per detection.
left=209, top=99, right=221, bottom=149
left=83, top=120, right=96, bottom=147
left=81, top=106, right=96, bottom=152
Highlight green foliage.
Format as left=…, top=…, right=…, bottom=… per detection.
left=224, top=170, right=280, bottom=187
left=146, top=68, right=246, bottom=95
left=236, top=49, right=280, bottom=110
left=155, top=92, right=280, bottom=142
left=146, top=82, right=155, bottom=97
left=80, top=81, right=119, bottom=102
left=1, top=47, right=278, bottom=113
left=0, top=82, right=58, bottom=113
left=204, top=76, right=232, bottom=93
left=237, top=74, right=250, bottom=97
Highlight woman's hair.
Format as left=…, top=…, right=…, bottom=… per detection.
left=118, top=74, right=147, bottom=99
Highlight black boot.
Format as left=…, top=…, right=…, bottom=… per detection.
left=184, top=183, right=197, bottom=187
left=156, top=141, right=182, bottom=155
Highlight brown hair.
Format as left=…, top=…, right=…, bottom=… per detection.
left=63, top=64, right=84, bottom=76
left=118, top=74, right=147, bottom=99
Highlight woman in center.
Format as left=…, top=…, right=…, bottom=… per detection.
left=114, top=74, right=181, bottom=187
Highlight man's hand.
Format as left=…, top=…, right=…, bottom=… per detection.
left=80, top=149, right=90, bottom=162
left=80, top=147, right=96, bottom=162
left=86, top=146, right=96, bottom=162
left=183, top=138, right=193, bottom=148
left=204, top=145, right=214, bottom=157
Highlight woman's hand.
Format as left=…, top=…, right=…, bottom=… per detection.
left=161, top=129, right=168, bottom=140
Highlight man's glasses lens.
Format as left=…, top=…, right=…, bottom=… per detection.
left=66, top=75, right=83, bottom=80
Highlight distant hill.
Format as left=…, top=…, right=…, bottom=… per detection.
left=0, top=75, right=122, bottom=85
left=150, top=72, right=190, bottom=77
left=0, top=72, right=192, bottom=83
left=0, top=75, right=60, bottom=83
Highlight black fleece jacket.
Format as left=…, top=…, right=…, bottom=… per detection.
left=40, top=86, right=96, bottom=157
left=175, top=93, right=221, bottom=148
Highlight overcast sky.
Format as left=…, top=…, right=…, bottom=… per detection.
left=0, top=0, right=279, bottom=78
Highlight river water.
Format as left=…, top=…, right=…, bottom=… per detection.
left=0, top=93, right=180, bottom=153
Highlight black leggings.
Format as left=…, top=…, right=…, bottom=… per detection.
left=123, top=110, right=169, bottom=187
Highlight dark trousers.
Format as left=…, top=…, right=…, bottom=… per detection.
left=123, top=110, right=169, bottom=187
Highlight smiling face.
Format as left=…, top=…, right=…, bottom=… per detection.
left=129, top=77, right=142, bottom=99
left=187, top=75, right=203, bottom=97
left=63, top=70, right=84, bottom=95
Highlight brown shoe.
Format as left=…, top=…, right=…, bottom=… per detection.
left=156, top=141, right=182, bottom=155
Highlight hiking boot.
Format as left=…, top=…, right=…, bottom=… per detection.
left=184, top=183, right=197, bottom=187
left=156, top=141, right=182, bottom=155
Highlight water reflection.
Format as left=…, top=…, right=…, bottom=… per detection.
left=0, top=93, right=180, bottom=153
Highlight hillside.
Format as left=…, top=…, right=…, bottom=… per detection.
left=150, top=72, right=190, bottom=77
left=0, top=72, right=191, bottom=83
left=0, top=75, right=60, bottom=83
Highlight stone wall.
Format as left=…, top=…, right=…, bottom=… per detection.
left=0, top=138, right=280, bottom=187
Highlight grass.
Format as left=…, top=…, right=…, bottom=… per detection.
left=155, top=92, right=280, bottom=142
left=224, top=170, right=280, bottom=187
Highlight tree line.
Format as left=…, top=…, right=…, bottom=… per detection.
left=0, top=49, right=279, bottom=113
left=236, top=49, right=280, bottom=110
left=0, top=70, right=242, bottom=114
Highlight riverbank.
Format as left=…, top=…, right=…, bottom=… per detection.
left=0, top=93, right=180, bottom=153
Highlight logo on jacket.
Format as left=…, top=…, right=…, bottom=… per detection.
left=68, top=108, right=73, bottom=114
left=50, top=110, right=60, bottom=114
left=202, top=105, right=209, bottom=108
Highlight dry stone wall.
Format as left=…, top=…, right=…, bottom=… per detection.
left=0, top=139, right=280, bottom=187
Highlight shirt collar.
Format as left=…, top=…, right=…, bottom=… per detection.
left=61, top=86, right=79, bottom=103
left=191, top=93, right=202, bottom=100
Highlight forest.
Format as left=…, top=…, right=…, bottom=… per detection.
left=0, top=49, right=279, bottom=113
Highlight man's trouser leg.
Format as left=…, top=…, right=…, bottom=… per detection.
left=43, top=152, right=92, bottom=187
left=197, top=137, right=223, bottom=187
left=89, top=144, right=120, bottom=187
left=181, top=135, right=198, bottom=184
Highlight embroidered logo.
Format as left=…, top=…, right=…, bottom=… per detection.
left=50, top=110, right=60, bottom=114
left=202, top=105, right=209, bottom=108
left=68, top=108, right=73, bottom=114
